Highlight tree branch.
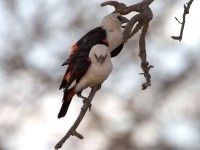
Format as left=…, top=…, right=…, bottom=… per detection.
left=171, top=0, right=194, bottom=41
left=101, top=0, right=154, bottom=89
left=55, top=86, right=99, bottom=149
left=139, top=23, right=154, bottom=89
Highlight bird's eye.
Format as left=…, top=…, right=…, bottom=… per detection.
left=116, top=16, right=122, bottom=21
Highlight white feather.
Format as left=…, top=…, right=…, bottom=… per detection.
left=101, top=13, right=123, bottom=51
left=74, top=44, right=113, bottom=92
left=68, top=80, right=76, bottom=90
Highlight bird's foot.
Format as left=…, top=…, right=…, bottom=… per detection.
left=77, top=91, right=92, bottom=111
left=83, top=98, right=92, bottom=111
left=77, top=91, right=88, bottom=100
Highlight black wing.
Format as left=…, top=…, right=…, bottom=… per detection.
left=76, top=27, right=107, bottom=47
left=77, top=26, right=124, bottom=58
left=111, top=43, right=124, bottom=58
left=59, top=27, right=108, bottom=90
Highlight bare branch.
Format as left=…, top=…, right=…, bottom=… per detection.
left=101, top=0, right=154, bottom=14
left=101, top=1, right=128, bottom=15
left=123, top=14, right=143, bottom=43
left=171, top=0, right=194, bottom=41
left=55, top=86, right=99, bottom=149
left=139, top=23, right=154, bottom=90
left=101, top=0, right=154, bottom=89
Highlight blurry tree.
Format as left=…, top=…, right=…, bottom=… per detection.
left=0, top=0, right=200, bottom=150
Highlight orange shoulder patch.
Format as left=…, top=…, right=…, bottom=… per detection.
left=103, top=39, right=109, bottom=46
left=65, top=72, right=71, bottom=81
left=70, top=43, right=78, bottom=55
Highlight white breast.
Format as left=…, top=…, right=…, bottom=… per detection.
left=74, top=61, right=113, bottom=92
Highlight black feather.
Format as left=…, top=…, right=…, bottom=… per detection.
left=58, top=100, right=71, bottom=119
left=111, top=43, right=124, bottom=57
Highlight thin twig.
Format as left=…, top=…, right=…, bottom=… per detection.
left=171, top=0, right=194, bottom=41
left=55, top=86, right=99, bottom=149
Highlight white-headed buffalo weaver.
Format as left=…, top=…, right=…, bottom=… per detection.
left=58, top=13, right=129, bottom=118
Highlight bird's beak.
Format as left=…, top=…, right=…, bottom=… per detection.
left=121, top=16, right=129, bottom=28
left=97, top=55, right=105, bottom=65
left=121, top=16, right=129, bottom=24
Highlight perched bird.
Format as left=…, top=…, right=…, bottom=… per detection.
left=61, top=13, right=129, bottom=68
left=58, top=13, right=129, bottom=118
left=58, top=44, right=112, bottom=118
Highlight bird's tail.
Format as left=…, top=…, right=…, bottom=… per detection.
left=58, top=89, right=75, bottom=119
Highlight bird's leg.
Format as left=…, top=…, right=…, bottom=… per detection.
left=77, top=91, right=87, bottom=99
left=82, top=84, right=101, bottom=111
left=77, top=91, right=92, bottom=111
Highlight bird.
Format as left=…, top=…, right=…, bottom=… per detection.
left=61, top=12, right=129, bottom=68
left=58, top=13, right=129, bottom=118
left=58, top=44, right=112, bottom=118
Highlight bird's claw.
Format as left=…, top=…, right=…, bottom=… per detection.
left=83, top=98, right=92, bottom=111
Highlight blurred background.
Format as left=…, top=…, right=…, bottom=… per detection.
left=0, top=0, right=200, bottom=150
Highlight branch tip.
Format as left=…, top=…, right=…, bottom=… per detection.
left=172, top=0, right=194, bottom=42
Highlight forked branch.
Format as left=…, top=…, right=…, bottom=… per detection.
left=171, top=0, right=194, bottom=41
left=101, top=0, right=154, bottom=89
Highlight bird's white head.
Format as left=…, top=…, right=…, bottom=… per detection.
left=101, top=13, right=129, bottom=30
left=89, top=44, right=111, bottom=65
